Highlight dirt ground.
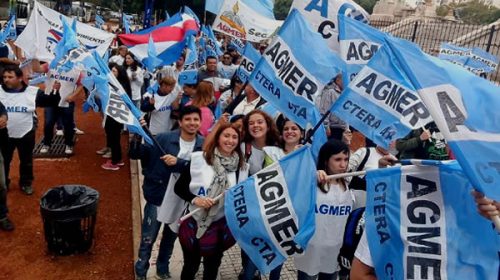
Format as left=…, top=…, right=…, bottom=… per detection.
left=0, top=102, right=134, bottom=280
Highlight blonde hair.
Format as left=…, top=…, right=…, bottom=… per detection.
left=160, top=76, right=176, bottom=87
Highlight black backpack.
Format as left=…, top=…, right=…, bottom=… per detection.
left=337, top=207, right=366, bottom=279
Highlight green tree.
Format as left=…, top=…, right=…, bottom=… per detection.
left=353, top=0, right=377, bottom=14
left=274, top=0, right=293, bottom=20
left=454, top=0, right=500, bottom=24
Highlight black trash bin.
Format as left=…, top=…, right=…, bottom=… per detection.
left=40, top=185, right=99, bottom=255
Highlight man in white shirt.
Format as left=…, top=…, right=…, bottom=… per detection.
left=109, top=45, right=128, bottom=66
left=217, top=52, right=238, bottom=79
left=141, top=77, right=179, bottom=135
left=0, top=65, right=47, bottom=195
left=226, top=84, right=266, bottom=116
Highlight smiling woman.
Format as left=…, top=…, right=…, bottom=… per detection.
left=174, top=123, right=249, bottom=280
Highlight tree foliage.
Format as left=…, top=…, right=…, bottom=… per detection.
left=353, top=0, right=377, bottom=14
left=453, top=0, right=500, bottom=24
left=274, top=0, right=293, bottom=20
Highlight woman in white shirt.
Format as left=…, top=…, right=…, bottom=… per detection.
left=295, top=140, right=360, bottom=280
left=124, top=53, right=144, bottom=109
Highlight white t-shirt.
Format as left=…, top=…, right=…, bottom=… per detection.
left=348, top=147, right=384, bottom=175
left=127, top=68, right=144, bottom=101
left=109, top=55, right=125, bottom=66
left=354, top=231, right=373, bottom=267
left=144, top=92, right=177, bottom=135
left=295, top=184, right=354, bottom=275
left=45, top=68, right=81, bottom=108
left=0, top=86, right=38, bottom=138
left=217, top=62, right=237, bottom=79
left=178, top=137, right=196, bottom=160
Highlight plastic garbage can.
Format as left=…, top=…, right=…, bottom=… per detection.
left=40, top=185, right=99, bottom=255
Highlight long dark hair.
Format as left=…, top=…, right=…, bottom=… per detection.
left=204, top=123, right=245, bottom=169
left=124, top=52, right=138, bottom=72
left=109, top=63, right=132, bottom=98
left=242, top=110, right=280, bottom=146
left=317, top=139, right=350, bottom=191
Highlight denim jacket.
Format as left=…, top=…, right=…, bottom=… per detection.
left=129, top=129, right=204, bottom=205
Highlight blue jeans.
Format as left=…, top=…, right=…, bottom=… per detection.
left=43, top=103, right=75, bottom=146
left=135, top=202, right=177, bottom=277
left=240, top=250, right=283, bottom=280
left=297, top=271, right=337, bottom=280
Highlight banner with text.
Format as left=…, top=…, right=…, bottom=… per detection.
left=15, top=1, right=114, bottom=61
left=365, top=161, right=500, bottom=280
left=212, top=0, right=282, bottom=43
left=225, top=146, right=317, bottom=274
left=292, top=0, right=370, bottom=52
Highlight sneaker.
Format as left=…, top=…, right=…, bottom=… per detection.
left=21, top=185, right=33, bottom=195
left=40, top=145, right=50, bottom=154
left=135, top=275, right=146, bottom=280
left=156, top=272, right=171, bottom=279
left=96, top=147, right=110, bottom=155
left=102, top=151, right=112, bottom=158
left=55, top=129, right=64, bottom=136
left=65, top=145, right=74, bottom=155
left=74, top=127, right=85, bottom=135
left=101, top=160, right=120, bottom=171
left=116, top=162, right=125, bottom=166
left=0, top=217, right=14, bottom=231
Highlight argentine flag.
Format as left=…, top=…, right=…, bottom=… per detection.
left=236, top=43, right=260, bottom=83
left=338, top=15, right=386, bottom=85
left=249, top=9, right=343, bottom=158
left=330, top=41, right=432, bottom=148
left=365, top=160, right=500, bottom=280
left=225, top=146, right=317, bottom=274
left=385, top=37, right=500, bottom=201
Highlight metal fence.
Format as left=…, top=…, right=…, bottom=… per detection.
left=370, top=18, right=500, bottom=84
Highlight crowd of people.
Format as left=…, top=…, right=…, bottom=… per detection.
left=0, top=24, right=498, bottom=280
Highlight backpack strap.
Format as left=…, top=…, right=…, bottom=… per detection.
left=356, top=148, right=371, bottom=172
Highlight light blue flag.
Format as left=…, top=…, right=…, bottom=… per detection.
left=49, top=17, right=80, bottom=71
left=205, top=0, right=224, bottom=14
left=123, top=14, right=133, bottom=34
left=95, top=14, right=104, bottom=29
left=365, top=160, right=500, bottom=280
left=236, top=43, right=260, bottom=83
left=249, top=9, right=344, bottom=158
left=178, top=70, right=198, bottom=85
left=143, top=34, right=162, bottom=73
left=0, top=16, right=14, bottom=46
left=225, top=146, right=317, bottom=274
left=385, top=36, right=500, bottom=201
left=5, top=15, right=16, bottom=40
left=338, top=15, right=386, bottom=85
left=185, top=35, right=198, bottom=66
left=206, top=0, right=275, bottom=19
left=330, top=41, right=433, bottom=149
left=202, top=25, right=223, bottom=58
left=229, top=38, right=245, bottom=54
left=466, top=47, right=499, bottom=74
left=260, top=103, right=280, bottom=120
left=438, top=43, right=470, bottom=66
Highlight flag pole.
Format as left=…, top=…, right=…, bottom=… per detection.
left=302, top=111, right=330, bottom=145
left=141, top=124, right=168, bottom=155
left=179, top=170, right=367, bottom=223
left=492, top=216, right=500, bottom=233
left=179, top=193, right=224, bottom=222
